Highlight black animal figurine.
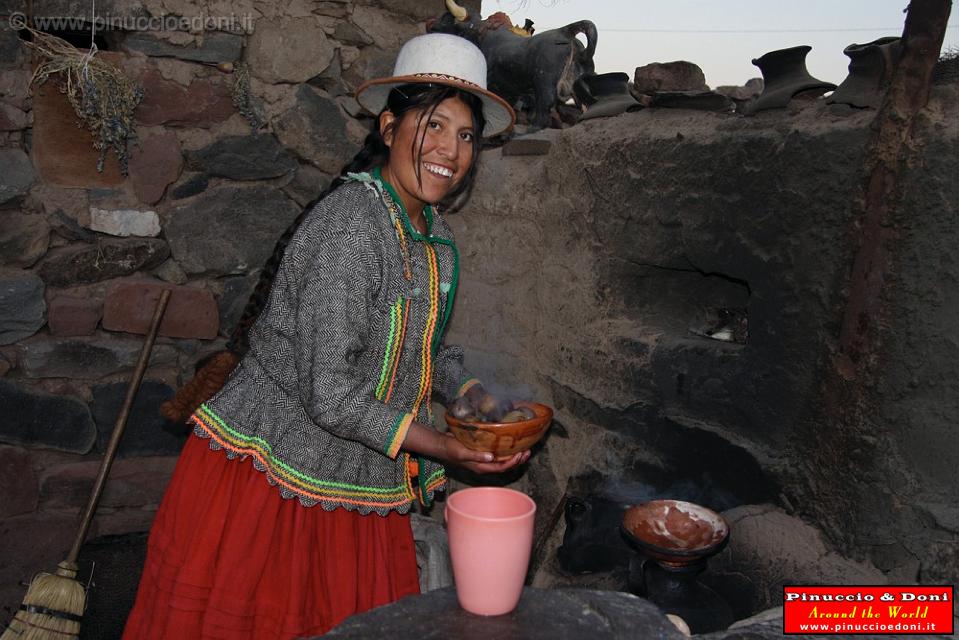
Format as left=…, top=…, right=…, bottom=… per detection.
left=428, top=0, right=597, bottom=130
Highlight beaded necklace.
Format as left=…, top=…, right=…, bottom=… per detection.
left=380, top=189, right=414, bottom=282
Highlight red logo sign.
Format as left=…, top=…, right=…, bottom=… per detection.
left=784, top=585, right=954, bottom=635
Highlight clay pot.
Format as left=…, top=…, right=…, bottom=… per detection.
left=741, top=45, right=836, bottom=115
left=445, top=401, right=552, bottom=459
left=621, top=499, right=729, bottom=569
left=827, top=37, right=901, bottom=109
left=574, top=72, right=641, bottom=121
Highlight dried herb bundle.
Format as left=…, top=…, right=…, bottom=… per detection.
left=231, top=62, right=264, bottom=133
left=25, top=27, right=143, bottom=173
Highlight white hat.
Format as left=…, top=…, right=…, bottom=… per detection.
left=355, top=33, right=515, bottom=137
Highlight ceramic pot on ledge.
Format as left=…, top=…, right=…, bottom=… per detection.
left=827, top=36, right=902, bottom=109
left=575, top=72, right=642, bottom=121
left=741, top=45, right=836, bottom=115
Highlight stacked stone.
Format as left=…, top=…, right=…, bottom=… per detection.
left=0, top=0, right=481, bottom=615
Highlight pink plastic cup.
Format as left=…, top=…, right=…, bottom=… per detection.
left=445, top=487, right=537, bottom=616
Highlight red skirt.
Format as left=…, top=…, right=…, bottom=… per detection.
left=122, top=434, right=420, bottom=640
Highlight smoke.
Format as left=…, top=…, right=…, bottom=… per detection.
left=584, top=473, right=743, bottom=513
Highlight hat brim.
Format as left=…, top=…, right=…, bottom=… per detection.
left=355, top=75, right=516, bottom=138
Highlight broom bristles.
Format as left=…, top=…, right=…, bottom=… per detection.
left=2, top=562, right=85, bottom=639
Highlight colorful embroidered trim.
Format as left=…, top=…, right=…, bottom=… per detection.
left=192, top=404, right=416, bottom=508
left=427, top=236, right=460, bottom=355
left=419, top=466, right=447, bottom=506
left=385, top=412, right=414, bottom=459
left=406, top=455, right=447, bottom=508
left=404, top=453, right=417, bottom=501
left=410, top=243, right=440, bottom=422
left=369, top=167, right=457, bottom=356
left=375, top=297, right=411, bottom=403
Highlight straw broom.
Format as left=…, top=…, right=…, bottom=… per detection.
left=2, top=290, right=171, bottom=640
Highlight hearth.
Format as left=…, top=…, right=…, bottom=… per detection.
left=621, top=500, right=734, bottom=633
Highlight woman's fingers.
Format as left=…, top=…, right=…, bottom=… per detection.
left=461, top=449, right=531, bottom=474
left=441, top=433, right=532, bottom=473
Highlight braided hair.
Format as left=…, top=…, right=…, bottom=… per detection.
left=162, top=84, right=486, bottom=423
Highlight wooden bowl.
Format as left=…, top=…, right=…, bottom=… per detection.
left=444, top=401, right=553, bottom=460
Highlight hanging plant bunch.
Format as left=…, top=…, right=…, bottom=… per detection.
left=25, top=26, right=144, bottom=174
left=231, top=61, right=265, bottom=134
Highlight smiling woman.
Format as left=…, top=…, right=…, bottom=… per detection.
left=379, top=87, right=481, bottom=233
left=121, top=33, right=529, bottom=640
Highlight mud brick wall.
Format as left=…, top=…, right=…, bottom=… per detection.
left=445, top=84, right=959, bottom=590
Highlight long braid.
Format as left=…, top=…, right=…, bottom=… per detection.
left=226, top=130, right=389, bottom=357
left=161, top=130, right=388, bottom=423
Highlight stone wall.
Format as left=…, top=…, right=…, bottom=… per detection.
left=443, top=83, right=959, bottom=588
left=0, top=0, right=481, bottom=622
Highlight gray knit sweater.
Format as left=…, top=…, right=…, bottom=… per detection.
left=191, top=170, right=477, bottom=515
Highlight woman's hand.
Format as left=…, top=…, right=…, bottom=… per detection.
left=401, top=422, right=530, bottom=474
left=440, top=432, right=530, bottom=473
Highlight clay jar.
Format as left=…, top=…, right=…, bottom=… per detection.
left=574, top=72, right=641, bottom=121
left=742, top=45, right=836, bottom=115
left=828, top=37, right=902, bottom=108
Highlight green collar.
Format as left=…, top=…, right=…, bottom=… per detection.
left=373, top=167, right=434, bottom=240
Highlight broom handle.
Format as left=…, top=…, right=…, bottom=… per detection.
left=66, top=289, right=171, bottom=565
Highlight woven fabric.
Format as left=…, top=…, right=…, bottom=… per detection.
left=121, top=435, right=419, bottom=640
left=200, top=175, right=474, bottom=514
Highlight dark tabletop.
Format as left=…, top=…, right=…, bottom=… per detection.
left=318, top=587, right=686, bottom=640
left=315, top=586, right=954, bottom=640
